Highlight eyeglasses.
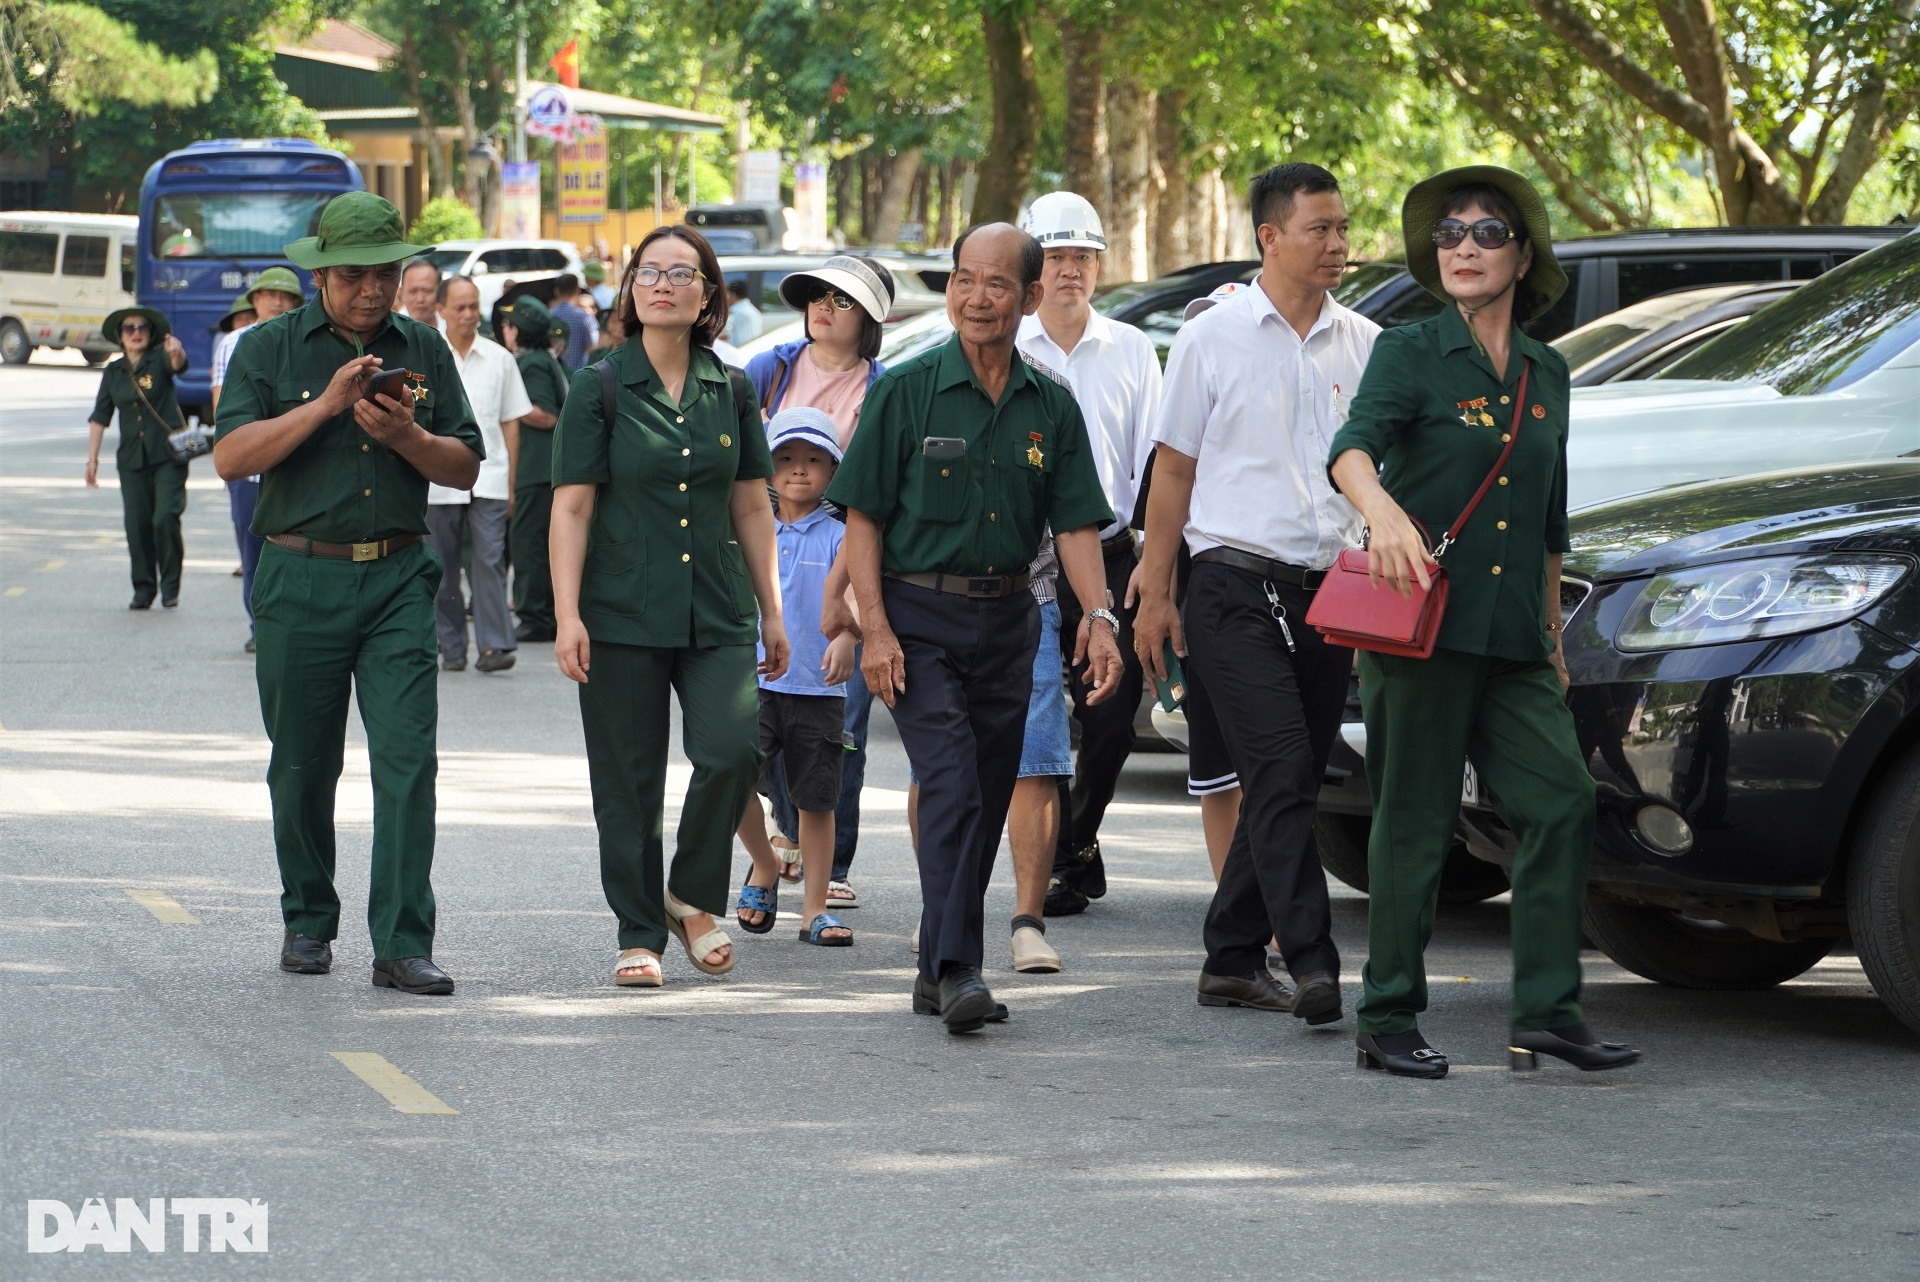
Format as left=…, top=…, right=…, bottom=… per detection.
left=633, top=265, right=705, bottom=288
left=120, top=323, right=152, bottom=335
left=1432, top=218, right=1517, bottom=250
left=807, top=287, right=858, bottom=312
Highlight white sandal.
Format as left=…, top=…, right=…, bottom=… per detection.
left=826, top=879, right=859, bottom=909
left=770, top=835, right=802, bottom=884
left=664, top=895, right=735, bottom=975
left=614, top=949, right=663, bottom=988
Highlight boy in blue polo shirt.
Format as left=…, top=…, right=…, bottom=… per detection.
left=736, top=408, right=859, bottom=946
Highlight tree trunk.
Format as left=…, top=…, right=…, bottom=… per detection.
left=910, top=162, right=930, bottom=243
left=831, top=155, right=853, bottom=243
left=1056, top=13, right=1109, bottom=222
left=974, top=8, right=1042, bottom=225
left=1153, top=89, right=1188, bottom=275
left=870, top=147, right=924, bottom=248
left=451, top=45, right=483, bottom=213
left=933, top=157, right=961, bottom=247
left=1106, top=77, right=1153, bottom=282
left=1185, top=167, right=1213, bottom=267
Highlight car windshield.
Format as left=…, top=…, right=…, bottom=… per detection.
left=1551, top=285, right=1752, bottom=375
left=424, top=249, right=471, bottom=274
left=1656, top=231, right=1920, bottom=395
left=149, top=192, right=333, bottom=258
left=1334, top=262, right=1403, bottom=305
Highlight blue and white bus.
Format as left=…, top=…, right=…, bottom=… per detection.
left=137, top=138, right=361, bottom=416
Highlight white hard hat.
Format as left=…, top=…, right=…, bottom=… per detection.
left=1021, top=192, right=1106, bottom=251
left=1183, top=279, right=1251, bottom=321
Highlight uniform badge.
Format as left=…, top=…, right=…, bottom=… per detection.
left=720, top=433, right=733, bottom=447
left=406, top=370, right=428, bottom=402
left=1532, top=404, right=1546, bottom=419
left=137, top=374, right=153, bottom=390
left=1456, top=396, right=1490, bottom=427
left=1027, top=432, right=1045, bottom=469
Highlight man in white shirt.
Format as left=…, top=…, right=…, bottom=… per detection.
left=1135, top=163, right=1379, bottom=1027
left=427, top=274, right=534, bottom=673
left=1013, top=192, right=1164, bottom=941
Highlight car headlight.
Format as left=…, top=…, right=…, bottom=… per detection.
left=1615, top=554, right=1910, bottom=652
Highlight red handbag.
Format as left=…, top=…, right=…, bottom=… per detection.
left=1305, top=360, right=1531, bottom=659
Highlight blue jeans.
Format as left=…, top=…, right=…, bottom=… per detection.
left=767, top=645, right=872, bottom=880
left=229, top=479, right=264, bottom=628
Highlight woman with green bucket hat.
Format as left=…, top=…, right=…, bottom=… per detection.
left=86, top=306, right=190, bottom=609
left=1328, top=166, right=1641, bottom=1079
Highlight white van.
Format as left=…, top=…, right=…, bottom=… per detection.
left=0, top=212, right=139, bottom=365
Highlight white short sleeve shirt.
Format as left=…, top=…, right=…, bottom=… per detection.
left=1152, top=281, right=1379, bottom=570
left=1017, top=311, right=1163, bottom=538
left=428, top=333, right=534, bottom=505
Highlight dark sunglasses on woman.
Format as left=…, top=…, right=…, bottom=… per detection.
left=806, top=287, right=858, bottom=312
left=1431, top=218, right=1517, bottom=250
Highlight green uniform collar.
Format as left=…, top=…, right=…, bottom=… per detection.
left=1437, top=302, right=1551, bottom=388
left=934, top=333, right=1030, bottom=405
left=615, top=339, right=731, bottom=391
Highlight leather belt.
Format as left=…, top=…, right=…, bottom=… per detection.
left=1100, top=528, right=1137, bottom=558
left=885, top=570, right=1033, bottom=599
left=1192, top=546, right=1326, bottom=590
left=267, top=532, right=422, bottom=562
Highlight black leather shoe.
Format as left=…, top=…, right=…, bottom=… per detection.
left=160, top=594, right=179, bottom=609
left=912, top=974, right=1008, bottom=1023
left=129, top=597, right=154, bottom=610
left=441, top=655, right=466, bottom=672
left=1196, top=969, right=1294, bottom=1011
left=371, top=956, right=455, bottom=995
left=1509, top=1023, right=1642, bottom=1072
left=1073, top=840, right=1108, bottom=900
left=1289, top=971, right=1344, bottom=1025
left=1043, top=877, right=1089, bottom=917
left=514, top=624, right=556, bottom=643
left=279, top=930, right=332, bottom=975
left=1357, top=1030, right=1449, bottom=1079
left=475, top=649, right=516, bottom=673
left=934, top=966, right=997, bottom=1034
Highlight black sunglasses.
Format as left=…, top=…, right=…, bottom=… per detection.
left=806, top=286, right=858, bottom=312
left=1432, top=218, right=1517, bottom=250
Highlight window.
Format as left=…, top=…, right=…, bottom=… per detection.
left=1787, top=257, right=1825, bottom=280
left=0, top=231, right=58, bottom=273
left=120, top=240, right=135, bottom=293
left=1137, top=303, right=1186, bottom=367
left=1529, top=263, right=1585, bottom=340
left=425, top=249, right=472, bottom=275
left=531, top=249, right=570, bottom=271
left=1616, top=256, right=1784, bottom=309
left=61, top=234, right=109, bottom=278
left=1372, top=284, right=1444, bottom=329
left=150, top=192, right=333, bottom=257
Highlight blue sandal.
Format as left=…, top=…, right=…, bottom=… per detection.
left=798, top=912, right=853, bottom=947
left=735, top=880, right=778, bottom=935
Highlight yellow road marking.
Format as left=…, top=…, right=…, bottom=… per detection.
left=330, top=1052, right=458, bottom=1114
left=124, top=888, right=197, bottom=924
left=4, top=587, right=24, bottom=597
left=41, top=559, right=66, bottom=571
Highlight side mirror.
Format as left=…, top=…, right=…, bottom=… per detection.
left=470, top=261, right=490, bottom=276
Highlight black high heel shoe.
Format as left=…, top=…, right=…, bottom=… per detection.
left=1508, top=1023, right=1642, bottom=1072
left=1357, top=1030, right=1449, bottom=1079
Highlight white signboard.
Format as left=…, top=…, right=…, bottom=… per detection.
left=740, top=150, right=782, bottom=207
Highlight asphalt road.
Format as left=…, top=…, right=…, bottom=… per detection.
left=3, top=352, right=1917, bottom=1280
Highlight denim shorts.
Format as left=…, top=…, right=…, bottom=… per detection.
left=1018, top=599, right=1073, bottom=778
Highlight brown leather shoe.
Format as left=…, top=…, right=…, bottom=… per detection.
left=1196, top=969, right=1294, bottom=1011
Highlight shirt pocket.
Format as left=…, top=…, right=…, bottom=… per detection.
left=582, top=535, right=647, bottom=618
left=720, top=538, right=756, bottom=621
left=919, top=454, right=969, bottom=523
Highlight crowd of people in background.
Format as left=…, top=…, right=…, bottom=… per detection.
left=78, top=163, right=1642, bottom=1079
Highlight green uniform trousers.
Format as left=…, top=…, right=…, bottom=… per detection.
left=119, top=460, right=188, bottom=602
left=1356, top=648, right=1594, bottom=1037
left=578, top=640, right=762, bottom=953
left=253, top=540, right=443, bottom=959
left=510, top=483, right=555, bottom=634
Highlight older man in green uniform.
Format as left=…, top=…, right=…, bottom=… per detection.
left=498, top=296, right=566, bottom=643
left=826, top=222, right=1125, bottom=1032
left=213, top=192, right=484, bottom=996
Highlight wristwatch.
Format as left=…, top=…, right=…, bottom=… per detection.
left=1087, top=608, right=1121, bottom=634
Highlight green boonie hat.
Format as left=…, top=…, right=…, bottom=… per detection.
left=1401, top=165, right=1568, bottom=323
left=284, top=192, right=434, bottom=269
left=103, top=307, right=171, bottom=344
left=246, top=265, right=305, bottom=305
left=218, top=292, right=256, bottom=332
left=581, top=260, right=606, bottom=283
left=550, top=317, right=570, bottom=343
left=501, top=295, right=554, bottom=343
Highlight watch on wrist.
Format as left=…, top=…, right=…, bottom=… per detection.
left=1087, top=608, right=1120, bottom=634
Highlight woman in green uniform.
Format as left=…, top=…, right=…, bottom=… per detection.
left=86, top=307, right=190, bottom=609
left=550, top=224, right=789, bottom=989
left=1328, top=166, right=1641, bottom=1079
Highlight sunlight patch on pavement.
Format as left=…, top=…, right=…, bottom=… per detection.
left=0, top=475, right=227, bottom=492
left=329, top=1052, right=459, bottom=1115
left=5, top=587, right=24, bottom=597
left=124, top=888, right=197, bottom=923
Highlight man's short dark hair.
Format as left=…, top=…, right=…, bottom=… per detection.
left=1249, top=163, right=1341, bottom=235
left=435, top=274, right=477, bottom=305
left=553, top=273, right=580, bottom=297
left=401, top=257, right=439, bottom=285
left=951, top=223, right=1044, bottom=291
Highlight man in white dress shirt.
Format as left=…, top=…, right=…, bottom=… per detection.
left=1014, top=192, right=1165, bottom=930
left=1135, top=163, right=1379, bottom=1026
left=427, top=275, right=533, bottom=673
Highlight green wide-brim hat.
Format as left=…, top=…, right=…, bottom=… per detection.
left=581, top=260, right=606, bottom=283
left=500, top=295, right=554, bottom=343
left=284, top=191, right=434, bottom=269
left=218, top=292, right=256, bottom=331
left=104, top=306, right=170, bottom=344
left=1402, top=165, right=1567, bottom=322
left=246, top=265, right=305, bottom=305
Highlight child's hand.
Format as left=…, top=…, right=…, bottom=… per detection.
left=822, top=630, right=857, bottom=685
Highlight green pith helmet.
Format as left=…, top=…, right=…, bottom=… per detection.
left=218, top=292, right=256, bottom=332
left=1401, top=165, right=1568, bottom=322
left=104, top=307, right=171, bottom=344
left=246, top=265, right=305, bottom=306
left=284, top=192, right=434, bottom=269
left=581, top=260, right=607, bottom=284
left=501, top=295, right=554, bottom=344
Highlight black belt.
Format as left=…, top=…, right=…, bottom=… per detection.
left=884, top=570, right=1033, bottom=599
left=266, top=532, right=422, bottom=562
left=1101, top=528, right=1137, bottom=558
left=1191, top=546, right=1326, bottom=589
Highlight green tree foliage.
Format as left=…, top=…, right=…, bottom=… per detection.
left=408, top=194, right=483, bottom=243
left=1, top=0, right=217, bottom=117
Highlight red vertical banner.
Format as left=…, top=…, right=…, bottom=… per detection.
left=549, top=40, right=579, bottom=89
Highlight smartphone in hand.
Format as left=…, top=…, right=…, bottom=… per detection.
left=362, top=368, right=412, bottom=404
left=1151, top=639, right=1187, bottom=713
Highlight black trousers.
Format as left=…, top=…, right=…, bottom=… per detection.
left=1053, top=538, right=1145, bottom=876
left=884, top=579, right=1039, bottom=983
left=1183, top=562, right=1350, bottom=980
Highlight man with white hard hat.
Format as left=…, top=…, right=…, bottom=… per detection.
left=1010, top=191, right=1163, bottom=954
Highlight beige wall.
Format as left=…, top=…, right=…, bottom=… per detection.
left=541, top=209, right=668, bottom=264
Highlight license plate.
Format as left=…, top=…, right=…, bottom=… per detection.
left=1461, top=761, right=1482, bottom=806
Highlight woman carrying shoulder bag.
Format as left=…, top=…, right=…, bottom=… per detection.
left=1326, top=166, right=1640, bottom=1079
left=86, top=307, right=190, bottom=610
left=550, top=224, right=790, bottom=988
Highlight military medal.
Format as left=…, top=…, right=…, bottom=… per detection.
left=1532, top=404, right=1546, bottom=419
left=406, top=370, right=428, bottom=401
left=1027, top=431, right=1044, bottom=468
left=137, top=374, right=153, bottom=390
left=1456, top=396, right=1489, bottom=427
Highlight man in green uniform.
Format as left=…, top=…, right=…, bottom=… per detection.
left=498, top=296, right=566, bottom=643
left=825, top=222, right=1125, bottom=1032
left=213, top=192, right=484, bottom=996
left=86, top=307, right=190, bottom=609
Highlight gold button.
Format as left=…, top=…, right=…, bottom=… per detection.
left=1498, top=476, right=1509, bottom=486
left=680, top=518, right=688, bottom=527
left=682, top=448, right=690, bottom=457
left=1491, top=565, right=1502, bottom=575
left=363, top=488, right=371, bottom=496
left=720, top=434, right=732, bottom=447
left=989, top=512, right=997, bottom=521
left=301, top=390, right=310, bottom=400
left=1497, top=520, right=1508, bottom=530
left=680, top=553, right=691, bottom=563
left=678, top=482, right=687, bottom=491
left=941, top=468, right=950, bottom=477
left=362, top=443, right=370, bottom=452
left=1499, top=395, right=1510, bottom=405
left=1501, top=433, right=1511, bottom=443
left=676, top=416, right=684, bottom=424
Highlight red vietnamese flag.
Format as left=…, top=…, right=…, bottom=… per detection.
left=549, top=40, right=579, bottom=89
